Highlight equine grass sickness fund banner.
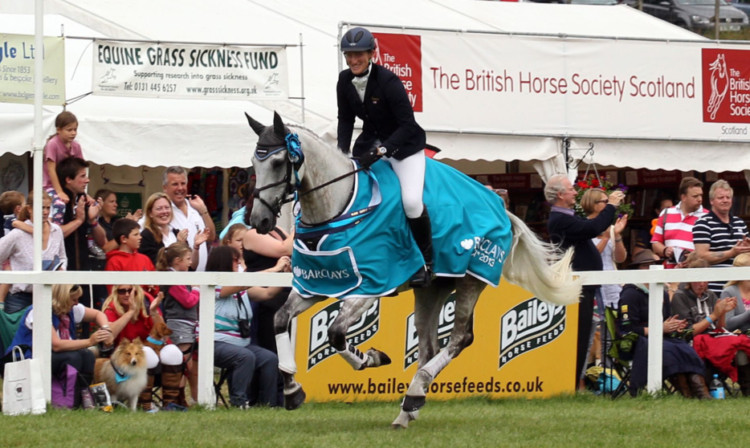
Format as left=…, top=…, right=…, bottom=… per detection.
left=369, top=27, right=750, bottom=143
left=0, top=34, right=65, bottom=105
left=294, top=283, right=578, bottom=402
left=92, top=40, right=288, bottom=100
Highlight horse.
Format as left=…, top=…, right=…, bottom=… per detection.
left=245, top=112, right=581, bottom=428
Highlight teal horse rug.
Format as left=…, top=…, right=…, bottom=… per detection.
left=291, top=158, right=512, bottom=299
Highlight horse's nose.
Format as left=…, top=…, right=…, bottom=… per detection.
left=256, top=218, right=272, bottom=234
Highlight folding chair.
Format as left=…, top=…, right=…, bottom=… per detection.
left=214, top=367, right=229, bottom=408
left=602, top=306, right=633, bottom=398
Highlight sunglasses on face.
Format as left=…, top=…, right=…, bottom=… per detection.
left=117, top=287, right=134, bottom=295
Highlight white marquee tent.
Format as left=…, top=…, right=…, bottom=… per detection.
left=6, top=0, right=748, bottom=176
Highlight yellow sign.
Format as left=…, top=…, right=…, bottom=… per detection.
left=294, top=282, right=578, bottom=402
left=0, top=34, right=65, bottom=105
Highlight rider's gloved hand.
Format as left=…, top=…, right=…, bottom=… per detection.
left=357, top=146, right=386, bottom=169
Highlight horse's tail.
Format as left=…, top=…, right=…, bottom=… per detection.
left=502, top=211, right=581, bottom=306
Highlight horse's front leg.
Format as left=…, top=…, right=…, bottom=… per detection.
left=391, top=283, right=450, bottom=429
left=329, top=297, right=392, bottom=370
left=274, top=290, right=323, bottom=410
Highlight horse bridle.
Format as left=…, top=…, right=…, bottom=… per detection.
left=253, top=132, right=366, bottom=219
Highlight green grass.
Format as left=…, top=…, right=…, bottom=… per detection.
left=3, top=394, right=750, bottom=447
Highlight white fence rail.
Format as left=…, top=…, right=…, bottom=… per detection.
left=1, top=270, right=291, bottom=409
left=4, top=265, right=750, bottom=405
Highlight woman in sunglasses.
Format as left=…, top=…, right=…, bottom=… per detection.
left=101, top=284, right=184, bottom=411
left=580, top=188, right=629, bottom=369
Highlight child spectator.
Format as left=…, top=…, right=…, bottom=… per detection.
left=104, top=218, right=158, bottom=297
left=1, top=191, right=26, bottom=237
left=0, top=191, right=27, bottom=306
left=157, top=242, right=200, bottom=406
left=220, top=223, right=248, bottom=272
left=44, top=111, right=84, bottom=224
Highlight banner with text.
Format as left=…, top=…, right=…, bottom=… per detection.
left=0, top=34, right=65, bottom=105
left=92, top=40, right=288, bottom=100
left=295, top=283, right=577, bottom=402
left=370, top=28, right=750, bottom=143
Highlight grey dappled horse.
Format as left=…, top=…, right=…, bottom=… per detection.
left=246, top=112, right=581, bottom=428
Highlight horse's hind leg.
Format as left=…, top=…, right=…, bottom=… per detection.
left=329, top=297, right=392, bottom=370
left=393, top=277, right=486, bottom=428
left=274, top=290, right=323, bottom=410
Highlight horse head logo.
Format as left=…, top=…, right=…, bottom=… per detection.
left=707, top=53, right=729, bottom=121
left=371, top=37, right=382, bottom=65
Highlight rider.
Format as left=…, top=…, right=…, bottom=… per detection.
left=337, top=26, right=433, bottom=288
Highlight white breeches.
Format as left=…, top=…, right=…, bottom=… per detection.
left=385, top=150, right=425, bottom=219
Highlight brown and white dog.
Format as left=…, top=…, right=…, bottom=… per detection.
left=94, top=338, right=148, bottom=411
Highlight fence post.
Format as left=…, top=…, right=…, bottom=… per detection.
left=197, top=284, right=216, bottom=408
left=646, top=265, right=664, bottom=394
left=31, top=283, right=52, bottom=402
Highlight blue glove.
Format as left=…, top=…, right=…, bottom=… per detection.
left=357, top=146, right=386, bottom=169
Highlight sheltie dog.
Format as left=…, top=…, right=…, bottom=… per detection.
left=94, top=338, right=148, bottom=411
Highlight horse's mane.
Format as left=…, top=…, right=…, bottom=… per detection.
left=289, top=124, right=350, bottom=165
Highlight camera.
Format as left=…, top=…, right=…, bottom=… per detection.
left=238, top=319, right=252, bottom=338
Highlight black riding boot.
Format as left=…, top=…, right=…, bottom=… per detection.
left=407, top=207, right=434, bottom=288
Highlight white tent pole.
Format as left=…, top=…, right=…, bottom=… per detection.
left=32, top=0, right=52, bottom=404
left=299, top=33, right=305, bottom=125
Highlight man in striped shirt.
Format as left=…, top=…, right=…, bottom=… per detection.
left=693, top=179, right=750, bottom=294
left=651, top=177, right=709, bottom=269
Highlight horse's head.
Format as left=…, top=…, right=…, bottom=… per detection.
left=246, top=111, right=300, bottom=234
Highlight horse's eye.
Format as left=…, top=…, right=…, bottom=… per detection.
left=271, top=157, right=285, bottom=169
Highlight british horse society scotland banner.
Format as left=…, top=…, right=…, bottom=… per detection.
left=370, top=28, right=750, bottom=142
left=0, top=34, right=65, bottom=105
left=92, top=39, right=288, bottom=100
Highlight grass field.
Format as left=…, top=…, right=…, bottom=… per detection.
left=2, top=393, right=750, bottom=447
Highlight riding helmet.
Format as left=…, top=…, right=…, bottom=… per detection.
left=340, top=27, right=375, bottom=52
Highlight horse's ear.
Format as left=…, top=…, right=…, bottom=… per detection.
left=273, top=111, right=286, bottom=137
left=245, top=112, right=266, bottom=136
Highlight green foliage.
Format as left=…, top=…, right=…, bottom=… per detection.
left=2, top=395, right=750, bottom=447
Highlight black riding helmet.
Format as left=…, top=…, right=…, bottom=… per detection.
left=340, top=27, right=375, bottom=52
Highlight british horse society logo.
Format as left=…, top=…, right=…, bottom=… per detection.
left=307, top=300, right=380, bottom=370
left=702, top=49, right=750, bottom=130
left=372, top=32, right=422, bottom=112
left=499, top=298, right=566, bottom=369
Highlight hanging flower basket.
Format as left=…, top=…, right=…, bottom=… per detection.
left=574, top=174, right=634, bottom=218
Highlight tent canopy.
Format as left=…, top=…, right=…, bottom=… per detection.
left=1, top=0, right=719, bottom=171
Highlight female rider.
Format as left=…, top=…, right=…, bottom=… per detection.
left=336, top=26, right=432, bottom=287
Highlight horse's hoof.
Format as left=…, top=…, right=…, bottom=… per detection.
left=284, top=387, right=306, bottom=411
left=391, top=410, right=419, bottom=429
left=366, top=348, right=391, bottom=367
left=401, top=395, right=426, bottom=412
